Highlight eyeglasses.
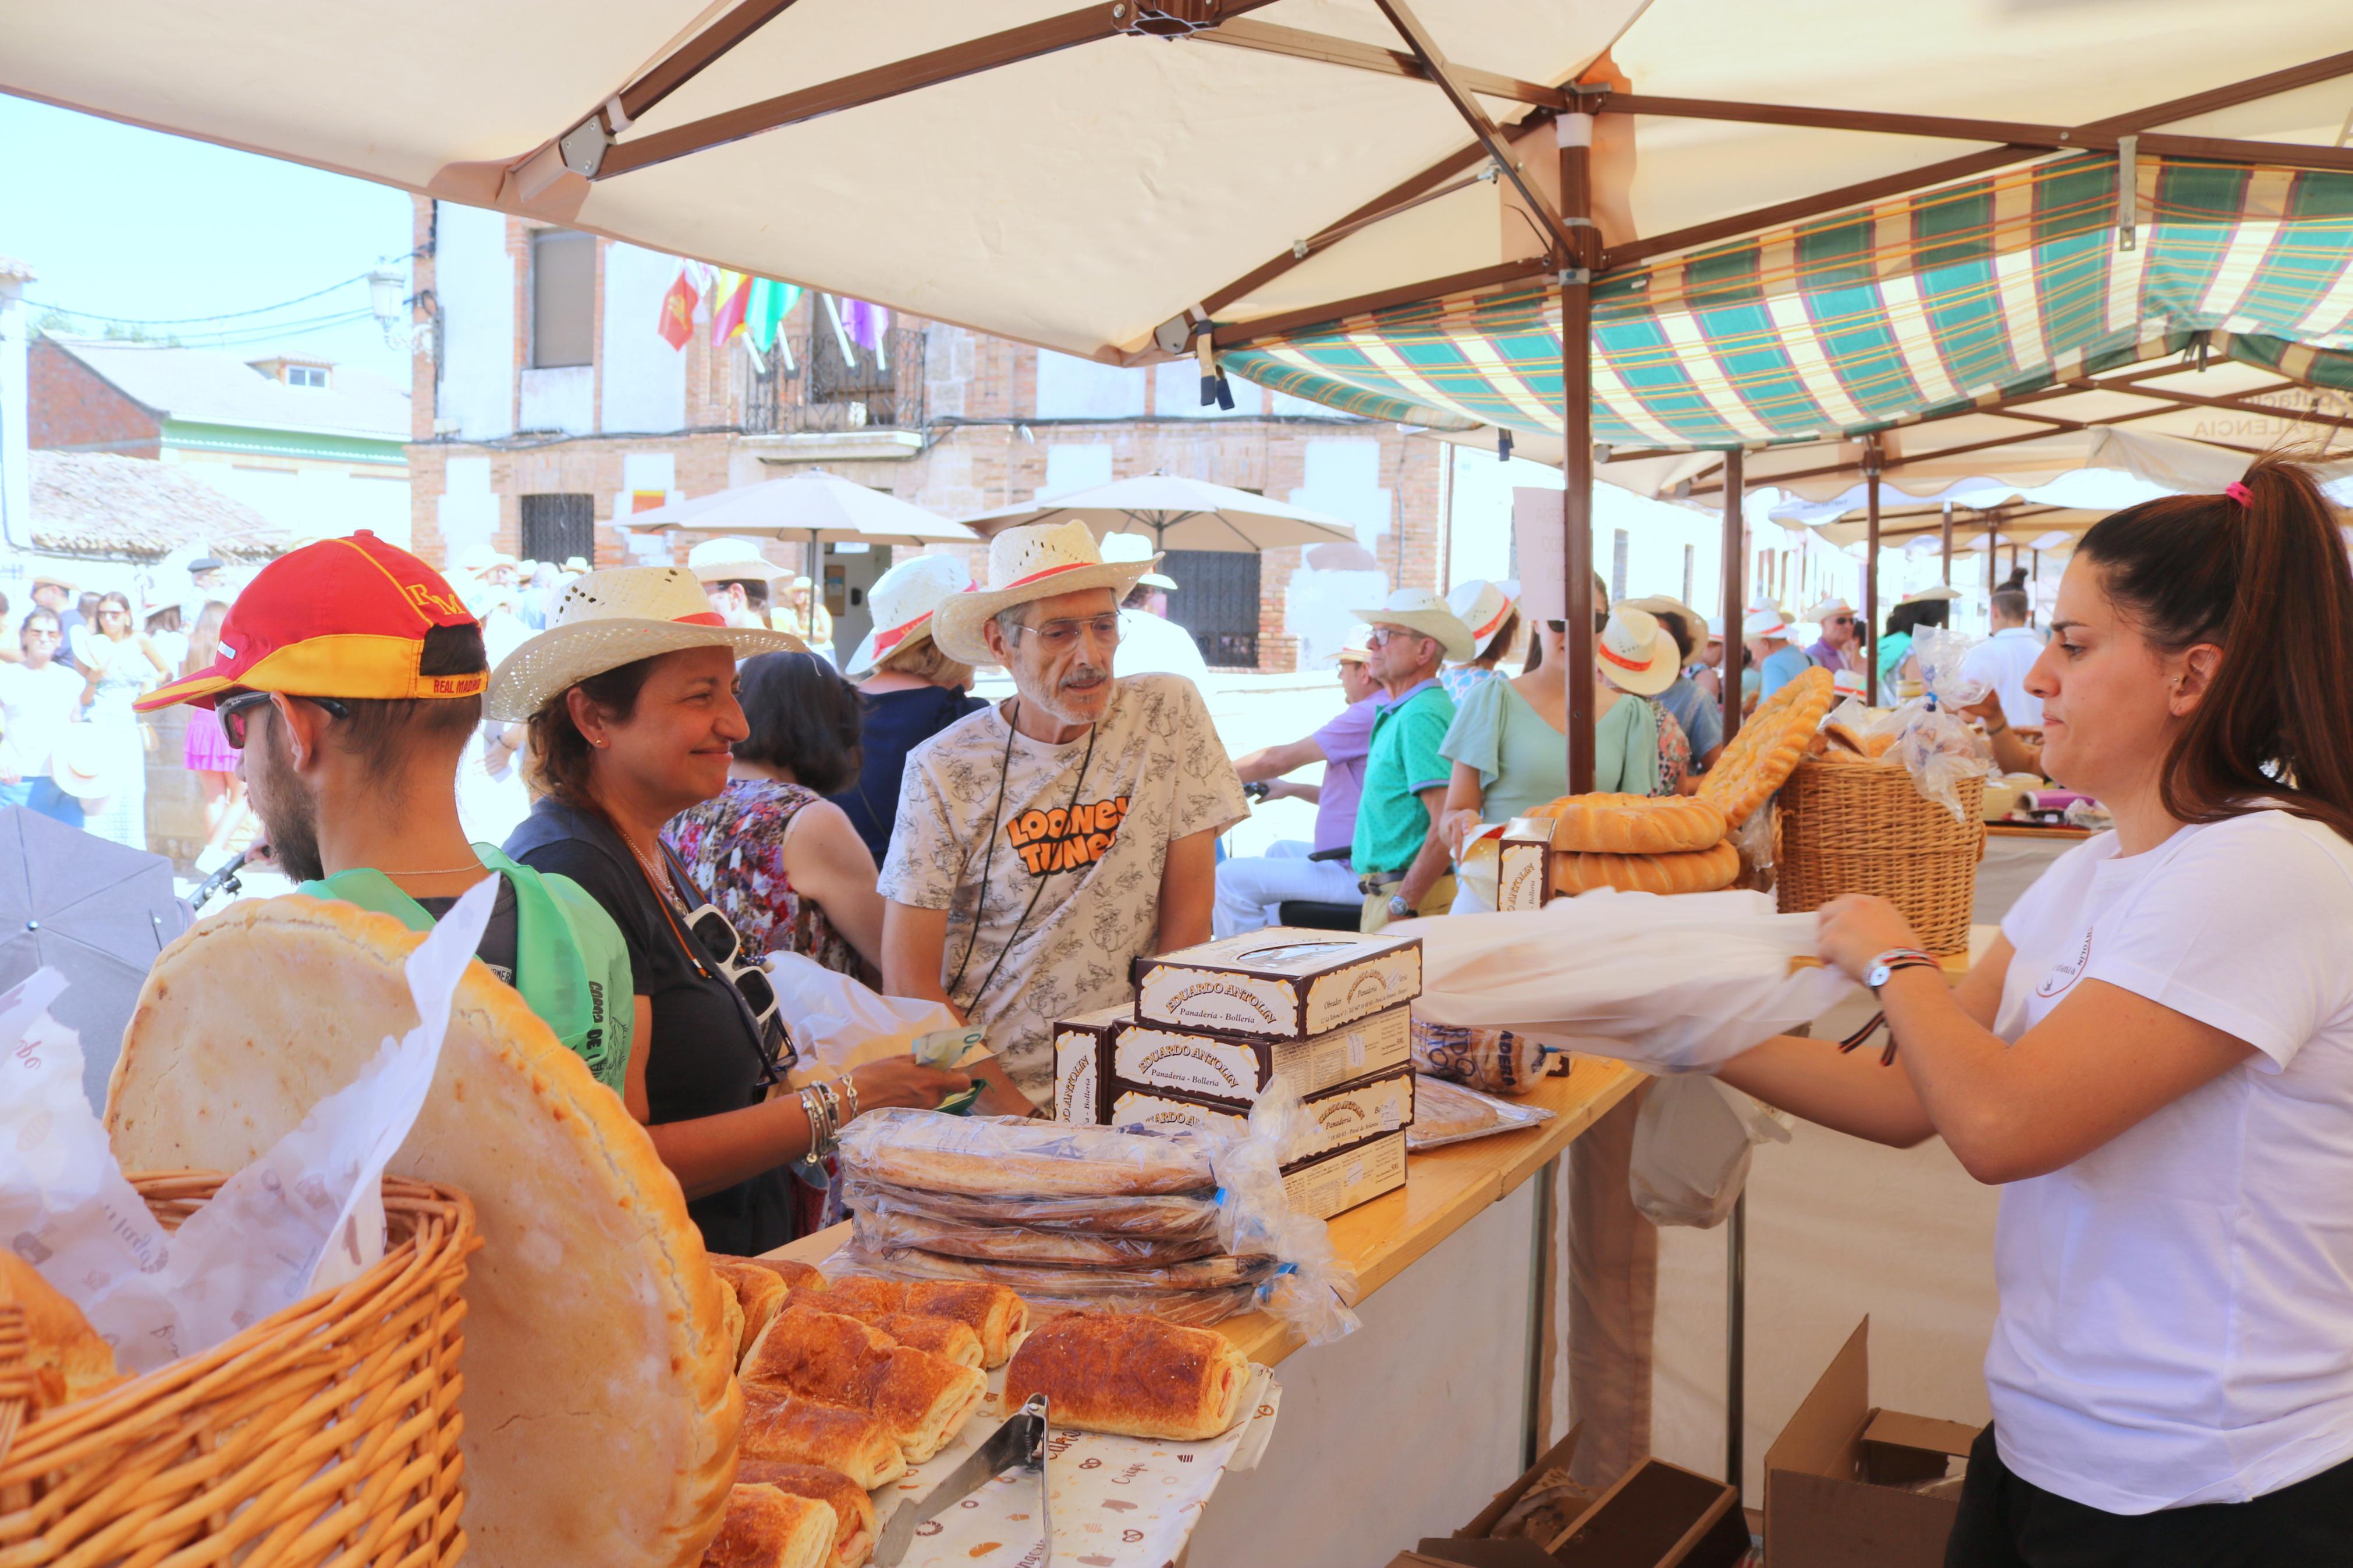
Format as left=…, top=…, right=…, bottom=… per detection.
left=217, top=691, right=351, bottom=749
left=1826, top=615, right=1855, bottom=626
left=681, top=902, right=783, bottom=1068
left=1006, top=614, right=1123, bottom=653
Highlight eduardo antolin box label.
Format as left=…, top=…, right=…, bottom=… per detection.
left=1108, top=1067, right=1414, bottom=1167
left=1282, top=1131, right=1408, bottom=1221
left=1110, top=1005, right=1412, bottom=1108
left=1051, top=1004, right=1126, bottom=1125
left=1497, top=817, right=1553, bottom=912
left=1133, top=928, right=1422, bottom=1040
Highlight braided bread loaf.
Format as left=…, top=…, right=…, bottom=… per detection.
left=1698, top=666, right=1836, bottom=828
left=1549, top=838, right=1742, bottom=897
left=1526, top=792, right=1727, bottom=854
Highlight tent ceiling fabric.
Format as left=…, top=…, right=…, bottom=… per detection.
left=9, top=2, right=2350, bottom=364
left=1225, top=155, right=2353, bottom=449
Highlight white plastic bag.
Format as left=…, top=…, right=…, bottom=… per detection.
left=1628, top=1076, right=1792, bottom=1229
left=1203, top=1076, right=1361, bottom=1347
left=1397, top=890, right=1851, bottom=1073
left=766, top=951, right=979, bottom=1086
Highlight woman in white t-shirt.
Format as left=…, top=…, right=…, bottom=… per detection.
left=1719, top=455, right=2353, bottom=1564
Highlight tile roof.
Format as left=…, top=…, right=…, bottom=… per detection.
left=44, top=336, right=410, bottom=442
left=29, top=450, right=298, bottom=561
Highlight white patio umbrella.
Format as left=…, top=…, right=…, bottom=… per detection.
left=623, top=470, right=976, bottom=585
left=955, top=471, right=1360, bottom=553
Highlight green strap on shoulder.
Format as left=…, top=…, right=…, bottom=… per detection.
left=303, top=849, right=634, bottom=1093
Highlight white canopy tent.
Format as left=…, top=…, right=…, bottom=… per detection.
left=955, top=471, right=1360, bottom=552
left=619, top=469, right=976, bottom=584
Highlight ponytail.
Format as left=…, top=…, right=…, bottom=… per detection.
left=2076, top=453, right=2353, bottom=842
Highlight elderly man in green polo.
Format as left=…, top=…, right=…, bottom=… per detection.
left=1349, top=588, right=1475, bottom=931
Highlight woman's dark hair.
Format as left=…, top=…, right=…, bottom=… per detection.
left=1652, top=609, right=1698, bottom=663
left=1476, top=608, right=1522, bottom=665
left=95, top=591, right=132, bottom=630
left=733, top=651, right=863, bottom=794
left=2076, top=453, right=2353, bottom=841
left=525, top=655, right=662, bottom=808
left=1884, top=599, right=1951, bottom=640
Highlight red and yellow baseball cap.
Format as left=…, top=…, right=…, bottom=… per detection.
left=136, top=532, right=482, bottom=712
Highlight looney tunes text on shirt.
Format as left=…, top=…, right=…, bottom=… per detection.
left=1006, top=796, right=1132, bottom=874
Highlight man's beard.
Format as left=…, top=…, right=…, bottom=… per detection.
left=247, top=713, right=325, bottom=883
left=1027, top=661, right=1112, bottom=727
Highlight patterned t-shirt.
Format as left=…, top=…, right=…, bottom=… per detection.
left=879, top=673, right=1248, bottom=1101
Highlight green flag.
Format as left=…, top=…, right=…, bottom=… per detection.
left=746, top=278, right=802, bottom=354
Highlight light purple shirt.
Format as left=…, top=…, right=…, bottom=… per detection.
left=1310, top=694, right=1382, bottom=855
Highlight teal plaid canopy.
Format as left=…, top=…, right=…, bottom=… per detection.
left=1224, top=154, right=2353, bottom=449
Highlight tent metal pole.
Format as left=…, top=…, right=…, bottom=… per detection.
left=1864, top=437, right=1883, bottom=706
left=1942, top=503, right=1954, bottom=586
left=1560, top=119, right=1597, bottom=795
left=1720, top=448, right=1745, bottom=751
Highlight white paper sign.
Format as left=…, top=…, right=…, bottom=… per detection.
left=1513, top=487, right=1571, bottom=624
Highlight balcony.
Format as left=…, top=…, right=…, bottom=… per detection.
left=743, top=326, right=928, bottom=438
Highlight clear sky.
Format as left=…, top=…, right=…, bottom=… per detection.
left=0, top=94, right=415, bottom=384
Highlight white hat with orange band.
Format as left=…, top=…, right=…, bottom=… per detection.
left=845, top=553, right=973, bottom=677
left=481, top=566, right=807, bottom=720
left=1596, top=606, right=1682, bottom=696
left=1444, top=578, right=1518, bottom=659
left=931, top=519, right=1158, bottom=665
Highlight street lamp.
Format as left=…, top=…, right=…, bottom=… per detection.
left=367, top=266, right=406, bottom=346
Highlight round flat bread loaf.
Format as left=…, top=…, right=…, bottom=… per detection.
left=1698, top=666, right=1836, bottom=828
left=105, top=897, right=740, bottom=1568
left=1549, top=839, right=1742, bottom=896
left=1526, top=792, right=1727, bottom=854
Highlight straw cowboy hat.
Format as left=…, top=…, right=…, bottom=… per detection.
left=51, top=724, right=138, bottom=801
left=1742, top=605, right=1791, bottom=641
left=1898, top=585, right=1962, bottom=606
left=1616, top=593, right=1708, bottom=649
left=1804, top=595, right=1858, bottom=624
left=482, top=566, right=806, bottom=721
left=1351, top=588, right=1475, bottom=664
left=932, top=519, right=1158, bottom=665
left=1101, top=531, right=1177, bottom=590
left=560, top=556, right=591, bottom=574
left=1323, top=623, right=1377, bottom=665
left=687, top=536, right=788, bottom=584
left=846, top=553, right=973, bottom=677
left=1444, top=579, right=1517, bottom=655
left=1596, top=606, right=1681, bottom=696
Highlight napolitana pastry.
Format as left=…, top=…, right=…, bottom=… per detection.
left=733, top=1463, right=878, bottom=1568
left=700, top=1482, right=836, bottom=1568
left=739, top=1306, right=987, bottom=1462
left=107, top=896, right=738, bottom=1568
left=736, top=1387, right=906, bottom=1490
left=1548, top=839, right=1742, bottom=897
left=712, top=1273, right=748, bottom=1364
left=1698, top=664, right=1836, bottom=827
left=836, top=1109, right=1214, bottom=1199
left=710, top=1257, right=794, bottom=1353
left=804, top=1277, right=1028, bottom=1367
left=1003, top=1311, right=1252, bottom=1441
left=1525, top=792, right=1727, bottom=855
left=0, top=1252, right=122, bottom=1404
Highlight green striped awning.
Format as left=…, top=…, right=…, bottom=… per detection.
left=1223, top=154, right=2353, bottom=449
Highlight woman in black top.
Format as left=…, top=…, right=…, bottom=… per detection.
left=491, top=566, right=970, bottom=1254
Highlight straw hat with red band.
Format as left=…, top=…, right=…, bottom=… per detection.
left=1444, top=578, right=1517, bottom=655
left=135, top=531, right=481, bottom=713
left=931, top=518, right=1156, bottom=666
left=1596, top=607, right=1681, bottom=696
left=846, top=553, right=973, bottom=678
left=482, top=566, right=807, bottom=721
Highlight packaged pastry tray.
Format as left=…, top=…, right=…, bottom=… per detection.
left=1132, top=929, right=1422, bottom=1040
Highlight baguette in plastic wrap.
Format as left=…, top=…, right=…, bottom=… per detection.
left=835, top=1109, right=1213, bottom=1197
left=837, top=1178, right=1222, bottom=1241
left=843, top=1243, right=1277, bottom=1295
left=847, top=1199, right=1228, bottom=1267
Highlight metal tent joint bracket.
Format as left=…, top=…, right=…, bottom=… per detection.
left=560, top=118, right=612, bottom=180
left=1555, top=267, right=1592, bottom=286
left=2116, top=134, right=2139, bottom=253
left=1117, top=0, right=1225, bottom=37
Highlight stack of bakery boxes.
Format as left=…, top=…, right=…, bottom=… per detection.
left=1051, top=929, right=1422, bottom=1220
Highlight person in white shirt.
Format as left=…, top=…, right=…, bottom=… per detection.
left=1717, top=457, right=2353, bottom=1561
left=1100, top=532, right=1212, bottom=683
left=1961, top=584, right=2045, bottom=728
left=0, top=609, right=88, bottom=827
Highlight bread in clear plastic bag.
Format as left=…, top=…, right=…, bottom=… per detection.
left=1407, top=1073, right=1557, bottom=1150
left=835, top=1108, right=1214, bottom=1197
left=846, top=1199, right=1229, bottom=1267
left=842, top=1242, right=1278, bottom=1295
left=836, top=1177, right=1222, bottom=1240
left=1409, top=1011, right=1553, bottom=1096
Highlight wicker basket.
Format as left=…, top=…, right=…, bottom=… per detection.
left=1776, top=759, right=1986, bottom=954
left=0, top=1172, right=478, bottom=1568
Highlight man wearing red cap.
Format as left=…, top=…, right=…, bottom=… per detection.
left=137, top=532, right=636, bottom=1100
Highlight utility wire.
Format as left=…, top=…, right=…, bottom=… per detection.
left=24, top=269, right=379, bottom=328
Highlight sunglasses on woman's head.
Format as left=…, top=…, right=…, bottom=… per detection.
left=215, top=691, right=352, bottom=749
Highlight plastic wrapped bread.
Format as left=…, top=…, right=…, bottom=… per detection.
left=843, top=1243, right=1277, bottom=1296
left=836, top=1109, right=1214, bottom=1198
left=847, top=1196, right=1226, bottom=1268
left=1410, top=1012, right=1553, bottom=1096
left=836, top=1178, right=1222, bottom=1241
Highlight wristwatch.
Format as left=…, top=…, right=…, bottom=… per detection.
left=1863, top=947, right=1940, bottom=991
left=1386, top=894, right=1413, bottom=920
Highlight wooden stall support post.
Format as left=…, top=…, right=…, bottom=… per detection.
left=1719, top=447, right=1745, bottom=748
left=1524, top=1153, right=1560, bottom=1471
left=1727, top=1187, right=1748, bottom=1496
left=1864, top=436, right=1883, bottom=706
left=1560, top=111, right=1598, bottom=794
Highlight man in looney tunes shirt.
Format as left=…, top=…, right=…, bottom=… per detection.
left=879, top=521, right=1247, bottom=1109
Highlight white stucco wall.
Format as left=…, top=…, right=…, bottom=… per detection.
left=1034, top=350, right=1145, bottom=419
left=433, top=201, right=514, bottom=442
left=518, top=365, right=594, bottom=435
left=601, top=243, right=688, bottom=433
left=178, top=457, right=410, bottom=547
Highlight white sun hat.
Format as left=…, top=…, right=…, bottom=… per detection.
left=1444, top=579, right=1517, bottom=655
left=1596, top=606, right=1681, bottom=696
left=1616, top=593, right=1708, bottom=649
left=1323, top=623, right=1377, bottom=665
left=1101, top=531, right=1176, bottom=590
left=1350, top=588, right=1476, bottom=664
left=482, top=566, right=807, bottom=720
left=687, top=536, right=788, bottom=584
left=1805, top=595, right=1858, bottom=623
left=1898, top=584, right=1963, bottom=605
left=932, top=518, right=1156, bottom=664
left=846, top=553, right=974, bottom=677
left=1742, top=606, right=1791, bottom=639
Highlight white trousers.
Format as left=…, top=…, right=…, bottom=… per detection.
left=1212, top=840, right=1362, bottom=937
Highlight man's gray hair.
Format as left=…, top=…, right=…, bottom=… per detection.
left=993, top=605, right=1030, bottom=641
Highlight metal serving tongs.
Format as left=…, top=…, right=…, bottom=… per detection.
left=874, top=1393, right=1053, bottom=1567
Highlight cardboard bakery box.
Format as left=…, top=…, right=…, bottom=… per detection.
left=1454, top=1424, right=1591, bottom=1542
left=1282, top=1129, right=1407, bottom=1219
left=1547, top=1457, right=1751, bottom=1567
left=1109, top=1003, right=1413, bottom=1108
left=1050, top=1004, right=1124, bottom=1125
left=1133, top=929, right=1422, bottom=1040
left=1497, top=818, right=1555, bottom=911
left=1108, top=1066, right=1415, bottom=1167
left=1764, top=1317, right=1976, bottom=1568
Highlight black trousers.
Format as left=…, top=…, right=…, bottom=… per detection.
left=1947, top=1424, right=2353, bottom=1567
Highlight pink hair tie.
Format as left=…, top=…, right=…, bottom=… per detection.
left=2226, top=481, right=2254, bottom=507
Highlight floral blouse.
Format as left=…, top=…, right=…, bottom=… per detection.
left=1651, top=701, right=1692, bottom=795
left=666, top=779, right=860, bottom=977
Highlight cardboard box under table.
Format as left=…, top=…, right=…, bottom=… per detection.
left=1424, top=1424, right=1749, bottom=1568
left=1765, top=1316, right=1976, bottom=1568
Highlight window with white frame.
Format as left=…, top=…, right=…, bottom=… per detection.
left=286, top=365, right=328, bottom=389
